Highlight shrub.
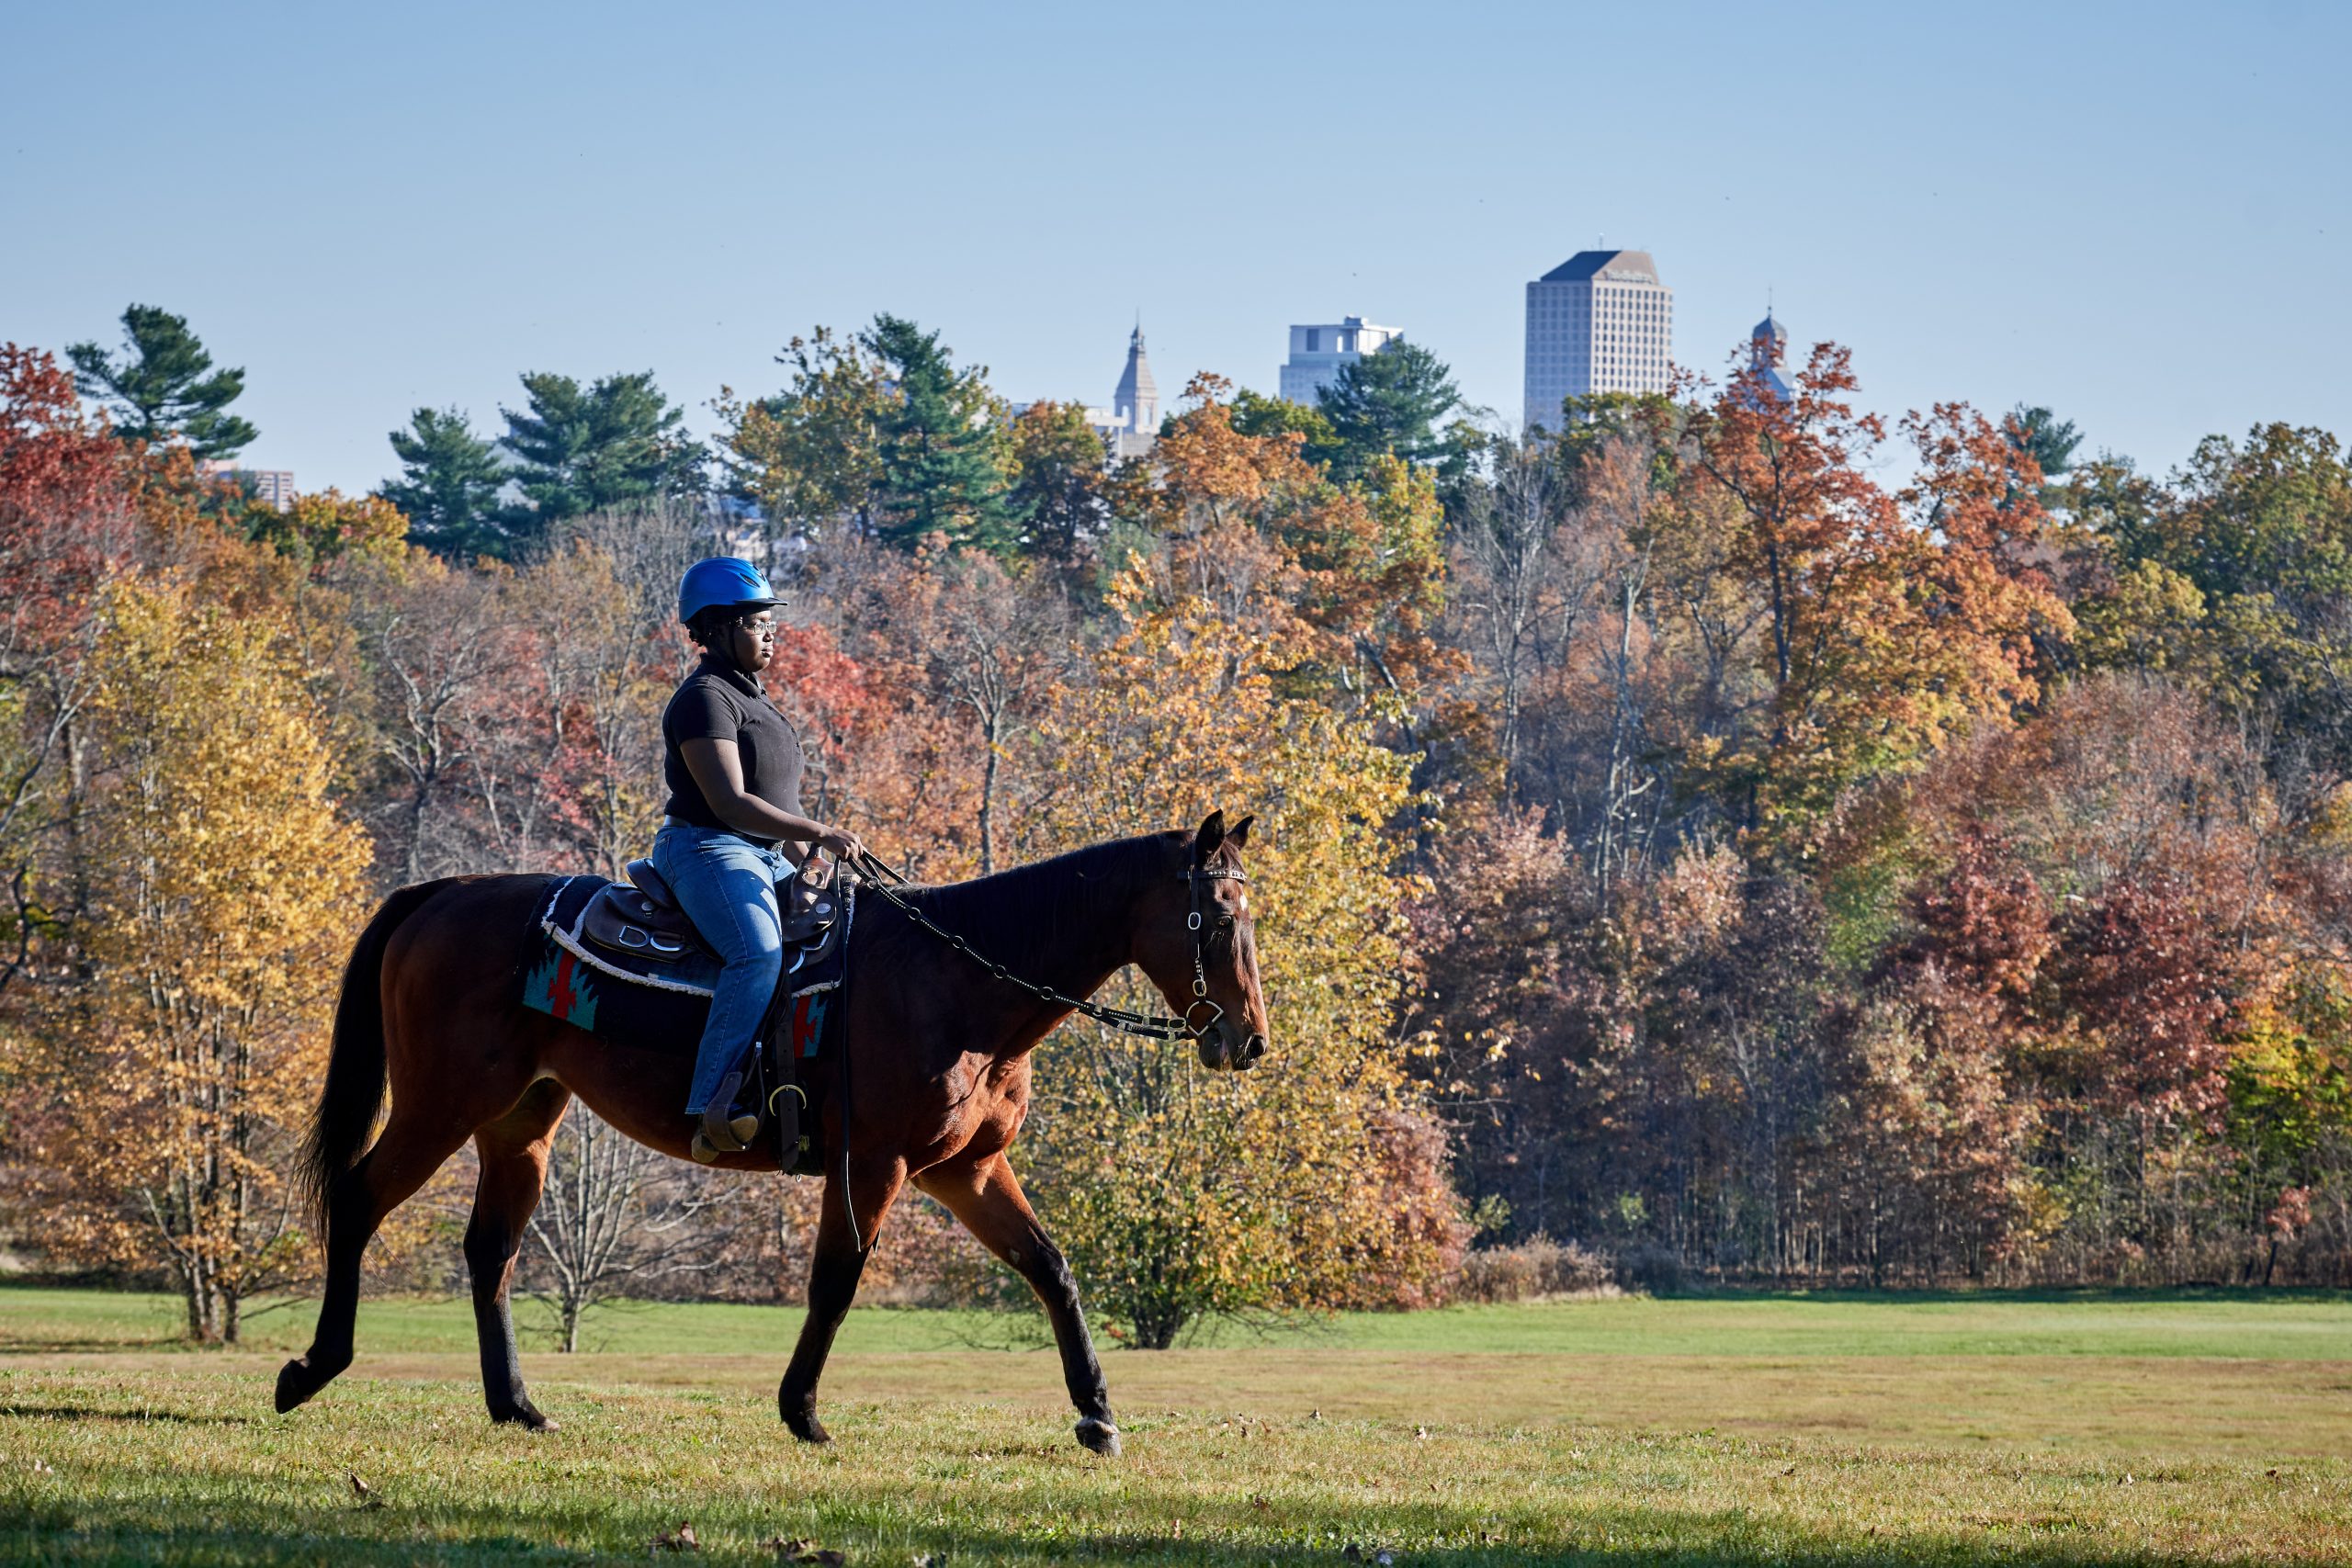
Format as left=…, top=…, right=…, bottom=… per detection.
left=1452, top=1235, right=1615, bottom=1303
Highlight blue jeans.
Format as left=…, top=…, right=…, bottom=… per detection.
left=651, top=823, right=795, bottom=1115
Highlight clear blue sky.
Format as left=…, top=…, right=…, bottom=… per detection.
left=5, top=1, right=2346, bottom=494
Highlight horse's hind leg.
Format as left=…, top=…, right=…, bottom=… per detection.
left=465, top=1078, right=571, bottom=1429
left=917, top=1152, right=1120, bottom=1456
left=276, top=1101, right=474, bottom=1414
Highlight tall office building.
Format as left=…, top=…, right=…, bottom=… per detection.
left=1521, top=250, right=1673, bottom=431
left=1280, top=316, right=1400, bottom=406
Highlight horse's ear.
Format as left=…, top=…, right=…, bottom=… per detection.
left=1227, top=814, right=1254, bottom=852
left=1193, top=810, right=1227, bottom=863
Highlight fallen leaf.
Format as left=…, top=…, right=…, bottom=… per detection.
left=1414, top=1426, right=1430, bottom=1440
left=28, top=1458, right=52, bottom=1474
left=1780, top=1464, right=1797, bottom=1477
left=348, top=1473, right=370, bottom=1499
left=651, top=1521, right=700, bottom=1552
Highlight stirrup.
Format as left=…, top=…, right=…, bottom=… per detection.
left=696, top=1070, right=760, bottom=1156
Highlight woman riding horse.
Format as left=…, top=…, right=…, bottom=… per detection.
left=660, top=557, right=864, bottom=1160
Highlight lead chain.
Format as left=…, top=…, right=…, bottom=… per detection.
left=853, top=853, right=1198, bottom=1042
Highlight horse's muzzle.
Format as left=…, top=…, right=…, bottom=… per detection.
left=1198, top=1023, right=1268, bottom=1072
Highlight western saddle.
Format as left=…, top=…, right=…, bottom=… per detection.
left=580, top=856, right=842, bottom=963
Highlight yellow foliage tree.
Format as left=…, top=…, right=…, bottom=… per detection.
left=24, top=577, right=369, bottom=1340
left=1013, top=568, right=1464, bottom=1346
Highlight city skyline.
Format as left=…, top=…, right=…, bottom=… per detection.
left=4, top=3, right=2345, bottom=494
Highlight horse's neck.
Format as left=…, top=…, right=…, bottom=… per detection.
left=914, top=836, right=1162, bottom=1057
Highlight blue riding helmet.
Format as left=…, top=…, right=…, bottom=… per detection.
left=677, top=558, right=786, bottom=624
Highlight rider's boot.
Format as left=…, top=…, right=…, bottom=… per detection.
left=691, top=1069, right=759, bottom=1163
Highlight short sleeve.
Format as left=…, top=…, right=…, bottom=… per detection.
left=664, top=680, right=739, bottom=747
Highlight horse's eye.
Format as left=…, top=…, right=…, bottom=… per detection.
left=1216, top=915, right=1235, bottom=928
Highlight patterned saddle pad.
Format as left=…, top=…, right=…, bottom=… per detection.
left=525, top=874, right=848, bottom=1010
left=518, top=875, right=848, bottom=1175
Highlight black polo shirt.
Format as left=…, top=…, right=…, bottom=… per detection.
left=661, top=655, right=806, bottom=845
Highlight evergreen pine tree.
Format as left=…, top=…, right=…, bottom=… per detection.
left=379, top=406, right=508, bottom=559
left=1317, top=338, right=1462, bottom=479
left=66, top=304, right=258, bottom=458
left=861, top=314, right=1020, bottom=554
left=497, top=371, right=704, bottom=547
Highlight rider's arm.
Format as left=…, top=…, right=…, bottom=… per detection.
left=679, top=738, right=863, bottom=859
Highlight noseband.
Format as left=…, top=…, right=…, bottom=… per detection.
left=853, top=852, right=1250, bottom=1044
left=1181, top=864, right=1249, bottom=1042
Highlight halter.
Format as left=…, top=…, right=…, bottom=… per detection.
left=851, top=851, right=1248, bottom=1043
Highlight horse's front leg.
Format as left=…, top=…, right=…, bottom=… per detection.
left=917, top=1151, right=1120, bottom=1456
left=778, top=1154, right=904, bottom=1443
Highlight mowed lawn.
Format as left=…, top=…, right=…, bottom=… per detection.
left=3, top=1286, right=2349, bottom=1564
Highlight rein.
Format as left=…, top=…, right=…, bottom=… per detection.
left=849, top=850, right=1242, bottom=1043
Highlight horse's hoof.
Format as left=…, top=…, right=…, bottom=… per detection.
left=274, top=1353, right=343, bottom=1414
left=780, top=1391, right=831, bottom=1445
left=1076, top=1417, right=1122, bottom=1457
left=492, top=1404, right=560, bottom=1433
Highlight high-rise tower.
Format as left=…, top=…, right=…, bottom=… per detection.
left=1522, top=250, right=1673, bottom=431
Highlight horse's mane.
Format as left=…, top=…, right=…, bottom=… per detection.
left=879, top=831, right=1180, bottom=981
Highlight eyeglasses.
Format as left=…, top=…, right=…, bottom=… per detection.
left=735, top=617, right=779, bottom=638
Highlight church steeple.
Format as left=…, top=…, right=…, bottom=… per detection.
left=1112, top=324, right=1158, bottom=434
left=1746, top=309, right=1792, bottom=404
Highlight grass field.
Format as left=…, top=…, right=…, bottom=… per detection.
left=3, top=1285, right=2349, bottom=1564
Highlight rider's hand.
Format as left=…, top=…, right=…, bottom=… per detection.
left=815, top=826, right=865, bottom=863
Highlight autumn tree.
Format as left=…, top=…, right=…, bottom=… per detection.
left=2074, top=424, right=2352, bottom=778
left=1016, top=569, right=1464, bottom=1345
left=1135, top=374, right=1454, bottom=706
left=1229, top=388, right=1340, bottom=469
left=1005, top=400, right=1111, bottom=565
left=66, top=304, right=257, bottom=458
left=22, top=577, right=369, bottom=1340
left=716, top=326, right=892, bottom=544
left=0, top=345, right=134, bottom=1002
left=1678, top=344, right=2065, bottom=841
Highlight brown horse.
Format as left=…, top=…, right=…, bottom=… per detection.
left=273, top=810, right=1270, bottom=1455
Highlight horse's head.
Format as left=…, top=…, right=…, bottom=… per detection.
left=1136, top=809, right=1271, bottom=1071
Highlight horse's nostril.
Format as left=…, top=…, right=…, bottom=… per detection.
left=1242, top=1033, right=1267, bottom=1064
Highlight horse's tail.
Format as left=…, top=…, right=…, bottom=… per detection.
left=296, top=878, right=458, bottom=1236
